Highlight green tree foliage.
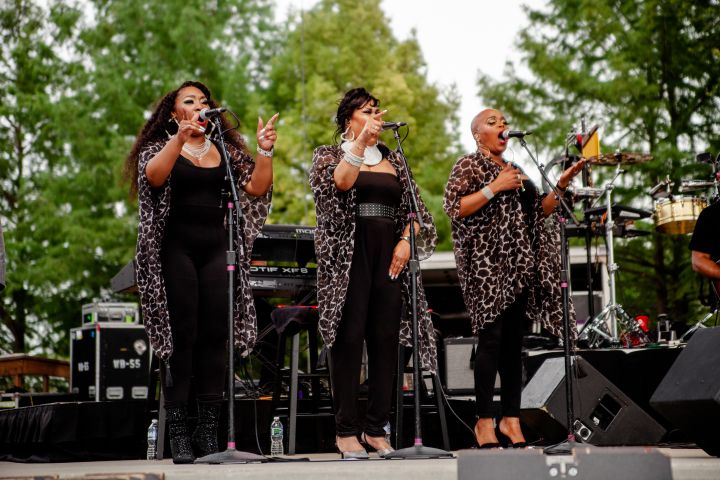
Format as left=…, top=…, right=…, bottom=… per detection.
left=476, top=0, right=720, bottom=321
left=0, top=0, right=275, bottom=356
left=0, top=0, right=87, bottom=354
left=265, top=0, right=462, bottom=248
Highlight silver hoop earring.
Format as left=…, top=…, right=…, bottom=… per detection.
left=341, top=126, right=355, bottom=142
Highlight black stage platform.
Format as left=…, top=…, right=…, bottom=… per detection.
left=0, top=346, right=691, bottom=462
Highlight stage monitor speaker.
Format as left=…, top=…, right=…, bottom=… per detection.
left=457, top=447, right=671, bottom=480
left=650, top=327, right=720, bottom=457
left=70, top=323, right=151, bottom=401
left=521, top=356, right=666, bottom=445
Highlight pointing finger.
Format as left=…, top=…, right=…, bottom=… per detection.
left=266, top=113, right=279, bottom=128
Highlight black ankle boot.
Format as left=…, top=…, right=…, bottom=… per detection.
left=166, top=405, right=195, bottom=464
left=192, top=402, right=220, bottom=458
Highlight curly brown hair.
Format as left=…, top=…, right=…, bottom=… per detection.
left=124, top=80, right=248, bottom=197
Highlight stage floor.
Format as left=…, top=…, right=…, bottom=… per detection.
left=1, top=448, right=718, bottom=480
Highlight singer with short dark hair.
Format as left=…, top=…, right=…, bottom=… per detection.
left=309, top=87, right=437, bottom=458
left=443, top=108, right=584, bottom=448
left=125, top=80, right=276, bottom=463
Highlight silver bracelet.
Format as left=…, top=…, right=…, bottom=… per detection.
left=343, top=149, right=364, bottom=168
left=481, top=185, right=495, bottom=200
left=256, top=145, right=274, bottom=157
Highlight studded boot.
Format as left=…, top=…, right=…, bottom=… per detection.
left=165, top=405, right=195, bottom=464
left=192, top=402, right=221, bottom=458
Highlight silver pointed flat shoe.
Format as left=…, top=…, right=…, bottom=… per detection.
left=340, top=449, right=370, bottom=460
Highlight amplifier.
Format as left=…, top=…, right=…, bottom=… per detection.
left=70, top=323, right=151, bottom=401
left=442, top=337, right=501, bottom=395
left=82, top=302, right=139, bottom=325
left=443, top=337, right=477, bottom=394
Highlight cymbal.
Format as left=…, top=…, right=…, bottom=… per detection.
left=587, top=152, right=653, bottom=165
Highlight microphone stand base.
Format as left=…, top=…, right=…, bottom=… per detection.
left=194, top=447, right=268, bottom=464
left=384, top=444, right=454, bottom=460
left=544, top=437, right=581, bottom=456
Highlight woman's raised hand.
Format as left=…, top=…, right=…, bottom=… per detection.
left=357, top=109, right=387, bottom=147
left=257, top=113, right=279, bottom=152
left=558, top=158, right=586, bottom=189
left=176, top=112, right=205, bottom=145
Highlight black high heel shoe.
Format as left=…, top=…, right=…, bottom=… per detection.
left=496, top=424, right=528, bottom=448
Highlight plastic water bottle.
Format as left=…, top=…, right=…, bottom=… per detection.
left=383, top=421, right=392, bottom=444
left=146, top=418, right=158, bottom=460
left=270, top=416, right=284, bottom=456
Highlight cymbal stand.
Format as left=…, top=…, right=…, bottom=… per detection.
left=578, top=163, right=650, bottom=348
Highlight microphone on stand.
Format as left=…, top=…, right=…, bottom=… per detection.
left=381, top=121, right=407, bottom=131
left=500, top=129, right=533, bottom=140
left=199, top=107, right=227, bottom=122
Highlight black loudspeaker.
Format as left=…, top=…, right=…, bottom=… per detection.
left=70, top=323, right=151, bottom=401
left=457, top=447, right=671, bottom=480
left=521, top=357, right=666, bottom=445
left=650, top=327, right=720, bottom=457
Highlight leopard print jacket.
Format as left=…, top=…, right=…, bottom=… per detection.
left=310, top=144, right=439, bottom=371
left=135, top=139, right=271, bottom=364
left=443, top=151, right=572, bottom=338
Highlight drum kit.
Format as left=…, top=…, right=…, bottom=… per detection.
left=563, top=148, right=720, bottom=348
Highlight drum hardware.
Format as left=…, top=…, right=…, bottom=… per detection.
left=586, top=152, right=653, bottom=166
left=649, top=176, right=673, bottom=199
left=565, top=222, right=650, bottom=239
left=679, top=306, right=719, bottom=342
left=573, top=186, right=605, bottom=200
left=679, top=179, right=716, bottom=193
left=578, top=163, right=651, bottom=348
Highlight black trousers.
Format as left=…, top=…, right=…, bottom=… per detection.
left=160, top=209, right=229, bottom=408
left=330, top=218, right=402, bottom=438
left=474, top=291, right=528, bottom=418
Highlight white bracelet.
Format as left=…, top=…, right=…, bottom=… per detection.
left=343, top=150, right=364, bottom=168
left=256, top=145, right=274, bottom=157
left=481, top=185, right=495, bottom=200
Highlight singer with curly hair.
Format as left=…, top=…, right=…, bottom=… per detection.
left=125, top=80, right=277, bottom=463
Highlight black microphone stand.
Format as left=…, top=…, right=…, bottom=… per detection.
left=384, top=126, right=453, bottom=460
left=195, top=115, right=266, bottom=464
left=517, top=136, right=581, bottom=455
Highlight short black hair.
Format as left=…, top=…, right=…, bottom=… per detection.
left=334, top=87, right=379, bottom=143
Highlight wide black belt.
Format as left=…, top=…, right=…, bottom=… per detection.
left=356, top=203, right=396, bottom=219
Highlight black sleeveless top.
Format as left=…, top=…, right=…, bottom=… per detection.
left=354, top=171, right=402, bottom=208
left=168, top=155, right=226, bottom=222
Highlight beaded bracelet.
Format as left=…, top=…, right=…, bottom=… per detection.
left=257, top=145, right=274, bottom=157
left=343, top=149, right=364, bottom=168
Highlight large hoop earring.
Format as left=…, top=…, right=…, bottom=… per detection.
left=340, top=126, right=355, bottom=142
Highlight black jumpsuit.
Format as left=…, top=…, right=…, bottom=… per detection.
left=161, top=155, right=229, bottom=408
left=330, top=171, right=404, bottom=438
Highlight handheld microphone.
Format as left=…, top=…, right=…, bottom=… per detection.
left=500, top=129, right=533, bottom=140
left=381, top=121, right=407, bottom=131
left=199, top=107, right=227, bottom=122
